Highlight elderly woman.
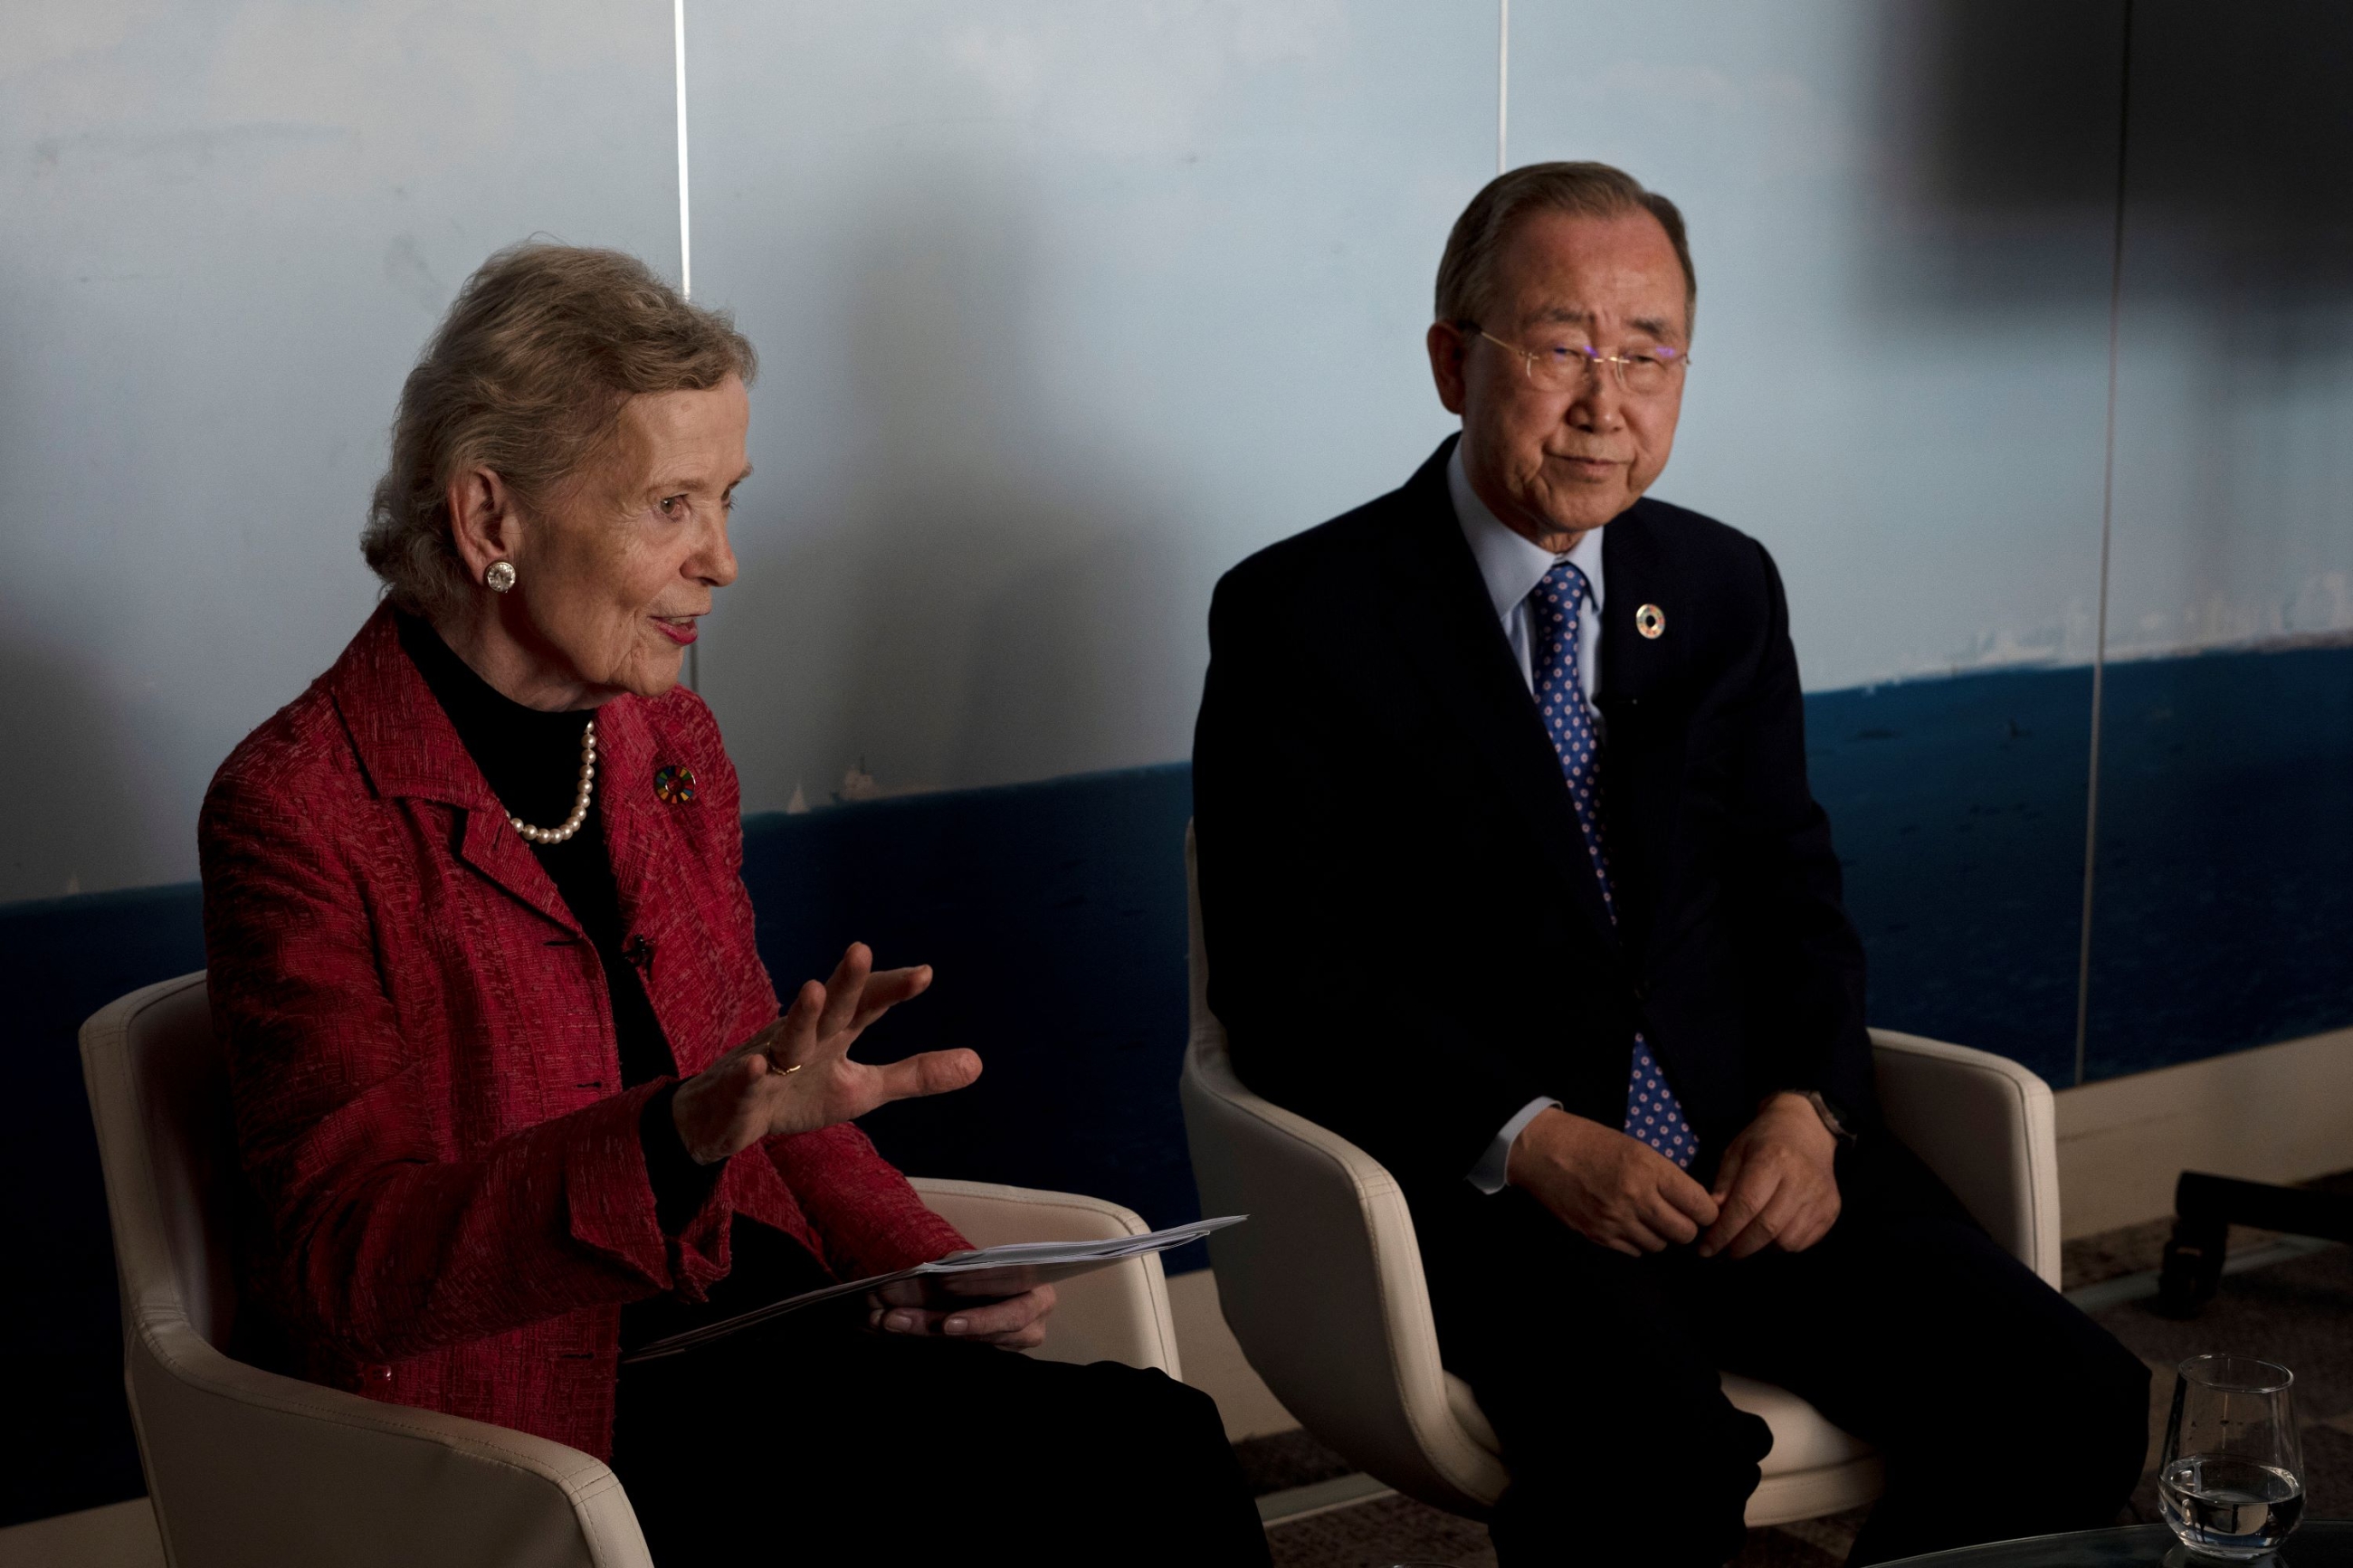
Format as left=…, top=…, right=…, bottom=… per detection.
left=198, top=244, right=1267, bottom=1563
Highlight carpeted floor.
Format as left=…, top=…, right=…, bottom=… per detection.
left=1241, top=1173, right=2353, bottom=1567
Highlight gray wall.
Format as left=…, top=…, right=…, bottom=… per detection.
left=686, top=2, right=1488, bottom=803
left=2108, top=1, right=2353, bottom=660
left=0, top=1, right=679, bottom=900
left=2, top=0, right=2346, bottom=911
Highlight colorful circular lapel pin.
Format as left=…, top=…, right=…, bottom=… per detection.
left=653, top=765, right=698, bottom=804
left=1634, top=603, right=1667, bottom=640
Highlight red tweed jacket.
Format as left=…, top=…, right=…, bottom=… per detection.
left=197, top=605, right=967, bottom=1458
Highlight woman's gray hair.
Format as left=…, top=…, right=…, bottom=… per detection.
left=362, top=243, right=757, bottom=620
left=1434, top=161, right=1696, bottom=331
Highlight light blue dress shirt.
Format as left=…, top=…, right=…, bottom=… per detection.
left=1447, top=445, right=1605, bottom=1194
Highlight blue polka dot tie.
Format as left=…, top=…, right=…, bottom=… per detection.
left=1529, top=560, right=1698, bottom=1169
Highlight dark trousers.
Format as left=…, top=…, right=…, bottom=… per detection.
left=1419, top=1136, right=2150, bottom=1566
left=610, top=1309, right=1271, bottom=1566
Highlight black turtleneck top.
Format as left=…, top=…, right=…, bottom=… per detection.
left=395, top=613, right=710, bottom=1197
left=395, top=613, right=829, bottom=1352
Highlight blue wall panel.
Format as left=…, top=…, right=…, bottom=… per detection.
left=2086, top=647, right=2353, bottom=1079
left=0, top=884, right=205, bottom=1525
left=738, top=767, right=1206, bottom=1268
left=1808, top=669, right=2095, bottom=1088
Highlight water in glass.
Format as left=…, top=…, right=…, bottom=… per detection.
left=2160, top=1454, right=2304, bottom=1557
left=2159, top=1354, right=2305, bottom=1561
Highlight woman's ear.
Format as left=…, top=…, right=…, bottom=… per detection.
left=446, top=468, right=524, bottom=585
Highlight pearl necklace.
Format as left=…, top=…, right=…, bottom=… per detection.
left=510, top=720, right=597, bottom=845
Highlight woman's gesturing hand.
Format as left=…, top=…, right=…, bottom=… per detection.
left=671, top=942, right=980, bottom=1164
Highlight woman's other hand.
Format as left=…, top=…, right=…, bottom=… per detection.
left=672, top=942, right=979, bottom=1162
left=866, top=1278, right=1057, bottom=1350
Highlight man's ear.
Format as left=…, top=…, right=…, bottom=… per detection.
left=445, top=468, right=524, bottom=585
left=1426, top=320, right=1470, bottom=416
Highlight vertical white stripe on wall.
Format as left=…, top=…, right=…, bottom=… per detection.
left=1497, top=0, right=1510, bottom=174
left=2073, top=0, right=2137, bottom=1086
left=674, top=0, right=693, bottom=299
left=674, top=0, right=700, bottom=690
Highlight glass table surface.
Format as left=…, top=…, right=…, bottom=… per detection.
left=1884, top=1522, right=2353, bottom=1566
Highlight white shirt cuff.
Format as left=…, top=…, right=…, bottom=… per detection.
left=1467, top=1097, right=1563, bottom=1194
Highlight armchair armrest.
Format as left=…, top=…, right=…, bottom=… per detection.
left=1868, top=1029, right=2062, bottom=1287
left=82, top=973, right=649, bottom=1568
left=1178, top=1035, right=1509, bottom=1515
left=908, top=1177, right=1183, bottom=1378
left=124, top=1306, right=648, bottom=1568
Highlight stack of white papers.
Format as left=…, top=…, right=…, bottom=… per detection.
left=624, top=1214, right=1245, bottom=1362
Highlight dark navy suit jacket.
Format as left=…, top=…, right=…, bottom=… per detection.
left=1192, top=436, right=1875, bottom=1202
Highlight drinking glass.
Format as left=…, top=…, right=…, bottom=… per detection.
left=2159, top=1354, right=2304, bottom=1560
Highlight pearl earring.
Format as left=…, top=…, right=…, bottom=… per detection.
left=484, top=560, right=517, bottom=594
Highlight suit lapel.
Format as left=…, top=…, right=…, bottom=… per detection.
left=1597, top=505, right=1685, bottom=975
left=595, top=698, right=672, bottom=952
left=453, top=809, right=582, bottom=934
left=331, top=605, right=582, bottom=936
left=1377, top=443, right=1623, bottom=959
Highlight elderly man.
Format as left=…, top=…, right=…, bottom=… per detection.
left=1192, top=162, right=2149, bottom=1565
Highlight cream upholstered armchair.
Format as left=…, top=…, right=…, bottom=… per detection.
left=1176, top=826, right=2062, bottom=1524
left=81, top=973, right=1183, bottom=1568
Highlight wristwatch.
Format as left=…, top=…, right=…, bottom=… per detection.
left=1796, top=1088, right=1859, bottom=1146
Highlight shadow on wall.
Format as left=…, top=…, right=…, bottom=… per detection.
left=1869, top=0, right=2353, bottom=309
left=1862, top=0, right=2128, bottom=314
left=0, top=628, right=157, bottom=900
left=719, top=159, right=1196, bottom=799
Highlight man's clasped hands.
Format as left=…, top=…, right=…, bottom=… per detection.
left=1505, top=1093, right=1842, bottom=1259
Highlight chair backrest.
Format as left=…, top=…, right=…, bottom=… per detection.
left=88, top=973, right=243, bottom=1353
left=1177, top=828, right=1507, bottom=1514
left=81, top=974, right=652, bottom=1568
left=1867, top=1028, right=2063, bottom=1285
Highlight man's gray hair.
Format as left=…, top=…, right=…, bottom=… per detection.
left=1434, top=161, right=1696, bottom=330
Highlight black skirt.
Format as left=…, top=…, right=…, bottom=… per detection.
left=609, top=1290, right=1270, bottom=1566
